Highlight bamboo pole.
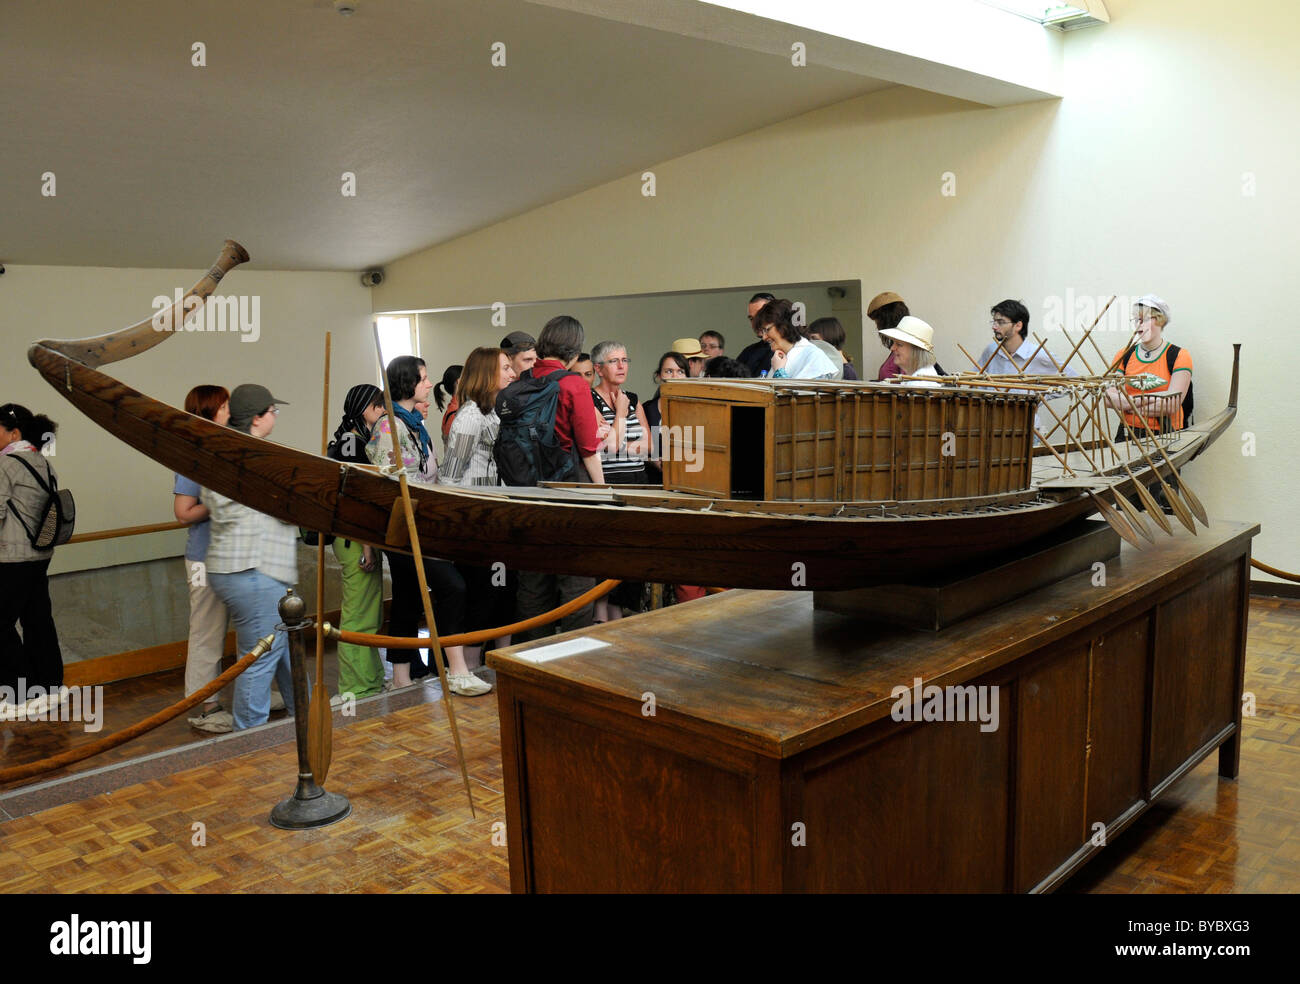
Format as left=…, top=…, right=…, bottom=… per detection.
left=306, top=333, right=334, bottom=783
left=373, top=324, right=476, bottom=815
left=1056, top=296, right=1116, bottom=375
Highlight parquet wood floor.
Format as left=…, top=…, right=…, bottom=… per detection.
left=0, top=599, right=1296, bottom=894
left=0, top=694, right=510, bottom=894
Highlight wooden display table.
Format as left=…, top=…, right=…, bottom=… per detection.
left=488, top=521, right=1257, bottom=892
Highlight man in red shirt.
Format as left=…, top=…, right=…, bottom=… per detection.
left=530, top=316, right=604, bottom=483
left=515, top=316, right=604, bottom=640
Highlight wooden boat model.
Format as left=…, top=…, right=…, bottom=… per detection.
left=28, top=241, right=1238, bottom=591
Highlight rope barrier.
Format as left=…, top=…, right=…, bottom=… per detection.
left=0, top=578, right=723, bottom=785
left=3, top=577, right=626, bottom=784
left=0, top=635, right=275, bottom=786
left=327, top=579, right=621, bottom=649
left=1252, top=558, right=1300, bottom=584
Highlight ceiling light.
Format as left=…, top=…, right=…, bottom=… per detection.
left=981, top=0, right=1110, bottom=30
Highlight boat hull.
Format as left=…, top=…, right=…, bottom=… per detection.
left=28, top=344, right=1233, bottom=591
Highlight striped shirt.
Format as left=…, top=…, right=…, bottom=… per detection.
left=438, top=400, right=500, bottom=487
left=592, top=389, right=646, bottom=478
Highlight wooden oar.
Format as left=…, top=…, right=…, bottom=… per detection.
left=1092, top=395, right=1172, bottom=537
left=307, top=332, right=334, bottom=783
left=1087, top=490, right=1143, bottom=549
left=1125, top=397, right=1210, bottom=527
left=373, top=324, right=476, bottom=816
left=1120, top=408, right=1198, bottom=534
left=1045, top=336, right=1163, bottom=533
left=1093, top=319, right=1207, bottom=526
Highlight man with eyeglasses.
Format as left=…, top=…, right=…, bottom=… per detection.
left=737, top=292, right=776, bottom=377
left=977, top=300, right=1062, bottom=377
left=977, top=299, right=1074, bottom=444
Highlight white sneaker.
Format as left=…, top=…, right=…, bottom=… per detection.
left=269, top=689, right=286, bottom=712
left=447, top=673, right=492, bottom=697
left=188, top=705, right=234, bottom=733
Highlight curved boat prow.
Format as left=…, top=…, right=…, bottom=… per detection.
left=28, top=240, right=250, bottom=370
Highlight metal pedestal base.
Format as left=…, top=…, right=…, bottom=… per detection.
left=270, top=776, right=352, bottom=830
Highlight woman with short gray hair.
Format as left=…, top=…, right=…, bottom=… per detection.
left=591, top=341, right=650, bottom=485
left=590, top=340, right=650, bottom=622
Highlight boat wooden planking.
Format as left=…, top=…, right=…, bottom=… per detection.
left=26, top=240, right=1239, bottom=591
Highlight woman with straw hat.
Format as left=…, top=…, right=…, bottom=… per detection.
left=879, top=316, right=942, bottom=388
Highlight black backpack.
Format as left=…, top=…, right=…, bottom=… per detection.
left=1117, top=342, right=1193, bottom=427
left=5, top=453, right=75, bottom=549
left=494, top=371, right=579, bottom=486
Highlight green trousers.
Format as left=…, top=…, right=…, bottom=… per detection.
left=332, top=538, right=386, bottom=699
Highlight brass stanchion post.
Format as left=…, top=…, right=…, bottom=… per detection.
left=269, top=589, right=351, bottom=830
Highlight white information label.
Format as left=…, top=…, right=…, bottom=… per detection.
left=515, top=637, right=610, bottom=663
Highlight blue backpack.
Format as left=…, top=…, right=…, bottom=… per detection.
left=494, top=371, right=579, bottom=486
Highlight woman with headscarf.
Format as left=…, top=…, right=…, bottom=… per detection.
left=327, top=384, right=388, bottom=700
left=367, top=357, right=489, bottom=697
left=0, top=404, right=63, bottom=716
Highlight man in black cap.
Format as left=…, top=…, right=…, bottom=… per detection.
left=501, top=331, right=538, bottom=380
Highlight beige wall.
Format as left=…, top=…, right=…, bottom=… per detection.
left=376, top=0, right=1294, bottom=582
left=2, top=264, right=377, bottom=574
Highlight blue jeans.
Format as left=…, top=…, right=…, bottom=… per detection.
left=209, top=569, right=301, bottom=730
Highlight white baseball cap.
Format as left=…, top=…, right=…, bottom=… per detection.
left=1133, top=294, right=1171, bottom=322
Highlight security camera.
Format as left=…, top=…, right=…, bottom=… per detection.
left=334, top=0, right=358, bottom=15
left=361, top=268, right=384, bottom=287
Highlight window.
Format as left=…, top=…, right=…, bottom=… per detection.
left=375, top=315, right=417, bottom=369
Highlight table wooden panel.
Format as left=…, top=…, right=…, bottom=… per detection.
left=1015, top=643, right=1089, bottom=891
left=490, top=520, right=1258, bottom=892
left=1085, top=616, right=1149, bottom=829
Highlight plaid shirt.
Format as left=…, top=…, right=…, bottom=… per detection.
left=201, top=488, right=298, bottom=585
